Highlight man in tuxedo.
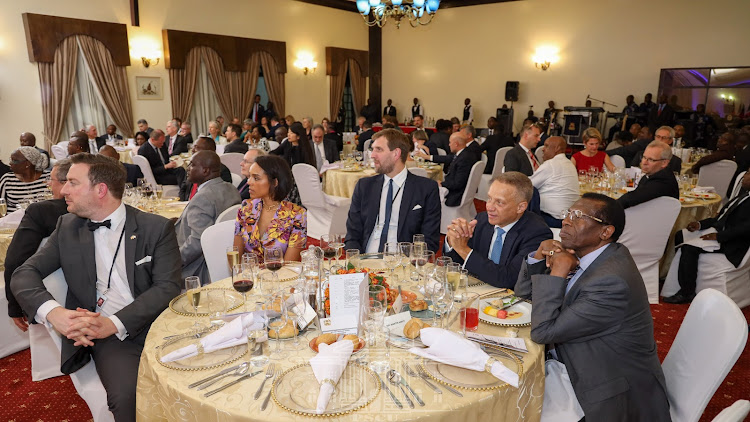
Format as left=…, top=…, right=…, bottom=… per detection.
left=11, top=153, right=182, bottom=421
left=85, top=125, right=105, bottom=153
left=411, top=97, right=424, bottom=119
left=180, top=122, right=194, bottom=146
left=462, top=98, right=474, bottom=124
left=356, top=121, right=374, bottom=152
left=165, top=120, right=189, bottom=156
left=664, top=171, right=750, bottom=304
left=514, top=193, right=670, bottom=421
left=480, top=126, right=515, bottom=174
left=311, top=125, right=339, bottom=170
left=223, top=124, right=249, bottom=154
left=248, top=94, right=265, bottom=123
left=5, top=159, right=70, bottom=332
left=630, top=126, right=682, bottom=173
left=618, top=141, right=679, bottom=209
left=137, top=119, right=153, bottom=136
left=445, top=172, right=552, bottom=288
left=98, top=125, right=123, bottom=145
left=647, top=94, right=675, bottom=133
left=176, top=151, right=241, bottom=283
left=67, top=131, right=89, bottom=157
left=440, top=132, right=480, bottom=207
left=99, top=146, right=142, bottom=186
left=345, top=129, right=441, bottom=253
left=383, top=99, right=397, bottom=118
left=504, top=123, right=542, bottom=176
left=137, top=129, right=182, bottom=185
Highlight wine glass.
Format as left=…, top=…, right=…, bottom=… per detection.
left=154, top=184, right=163, bottom=200
left=398, top=242, right=411, bottom=282
left=417, top=250, right=435, bottom=292
left=267, top=294, right=288, bottom=360
left=248, top=307, right=270, bottom=367
left=259, top=271, right=279, bottom=302
left=226, top=246, right=240, bottom=272
left=264, top=247, right=283, bottom=272
left=446, top=263, right=462, bottom=297
left=354, top=151, right=363, bottom=166
left=330, top=234, right=345, bottom=268
left=430, top=282, right=453, bottom=328
left=383, top=242, right=401, bottom=283
left=346, top=249, right=360, bottom=270
left=232, top=264, right=253, bottom=311
left=368, top=285, right=388, bottom=322
left=185, top=276, right=202, bottom=331
left=434, top=256, right=453, bottom=283
left=409, top=242, right=426, bottom=284
left=320, top=235, right=336, bottom=270
left=280, top=285, right=306, bottom=349
left=412, top=234, right=426, bottom=250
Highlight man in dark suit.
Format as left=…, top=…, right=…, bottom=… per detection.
left=137, top=129, right=182, bottom=185
left=383, top=99, right=397, bottom=118
left=345, top=129, right=441, bottom=253
left=99, top=146, right=143, bottom=187
left=356, top=121, right=375, bottom=152
left=504, top=123, right=542, bottom=176
left=514, top=193, right=670, bottom=421
left=98, top=125, right=123, bottom=145
left=664, top=171, right=750, bottom=304
left=85, top=125, right=106, bottom=153
left=165, top=120, right=189, bottom=156
left=11, top=154, right=182, bottom=421
left=440, top=132, right=480, bottom=207
left=179, top=122, right=194, bottom=146
left=618, top=141, right=679, bottom=209
left=223, top=123, right=249, bottom=154
left=647, top=94, right=675, bottom=133
left=481, top=128, right=515, bottom=174
left=630, top=126, right=682, bottom=173
left=248, top=94, right=265, bottom=123
left=5, top=159, right=70, bottom=332
left=311, top=125, right=339, bottom=171
left=445, top=172, right=552, bottom=288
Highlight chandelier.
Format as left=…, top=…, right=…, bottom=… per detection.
left=355, top=0, right=441, bottom=28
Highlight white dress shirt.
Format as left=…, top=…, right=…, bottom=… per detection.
left=36, top=203, right=132, bottom=340
left=89, top=138, right=98, bottom=154
left=365, top=168, right=408, bottom=253
left=529, top=153, right=581, bottom=219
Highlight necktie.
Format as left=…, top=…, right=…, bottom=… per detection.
left=156, top=146, right=166, bottom=164
left=527, top=150, right=539, bottom=171
left=378, top=179, right=394, bottom=253
left=189, top=183, right=198, bottom=200
left=564, top=265, right=582, bottom=294
left=169, top=136, right=175, bottom=155
left=717, top=192, right=748, bottom=227
left=88, top=220, right=111, bottom=231
left=315, top=144, right=323, bottom=170
left=90, top=140, right=97, bottom=153
left=489, top=227, right=505, bottom=264
left=658, top=105, right=664, bottom=116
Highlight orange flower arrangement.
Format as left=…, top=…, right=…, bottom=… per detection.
left=323, top=267, right=396, bottom=316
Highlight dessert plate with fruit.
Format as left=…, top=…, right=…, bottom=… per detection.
left=478, top=297, right=532, bottom=326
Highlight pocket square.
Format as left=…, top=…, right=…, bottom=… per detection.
left=412, top=204, right=422, bottom=211
left=135, top=256, right=152, bottom=266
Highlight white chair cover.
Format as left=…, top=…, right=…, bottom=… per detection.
left=662, top=245, right=750, bottom=308
left=541, top=359, right=584, bottom=422
left=441, top=161, right=486, bottom=234
left=610, top=155, right=626, bottom=168
left=662, top=289, right=748, bottom=422
left=51, top=141, right=69, bottom=160
left=407, top=167, right=428, bottom=178
left=436, top=148, right=447, bottom=156
left=131, top=154, right=158, bottom=187
left=535, top=146, right=545, bottom=165
left=697, top=159, right=738, bottom=202
left=480, top=154, right=488, bottom=164
left=0, top=276, right=30, bottom=358
left=711, top=400, right=750, bottom=422
left=618, top=197, right=681, bottom=304
left=215, top=204, right=240, bottom=224
left=230, top=172, right=242, bottom=188
left=476, top=146, right=513, bottom=201
left=729, top=171, right=746, bottom=200
left=219, top=152, right=244, bottom=176
left=200, top=220, right=236, bottom=283
left=267, top=140, right=280, bottom=151
left=291, top=164, right=351, bottom=240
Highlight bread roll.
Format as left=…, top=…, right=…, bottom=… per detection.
left=268, top=319, right=298, bottom=339
left=403, top=318, right=430, bottom=339
left=410, top=299, right=428, bottom=312
left=315, top=333, right=338, bottom=346
left=342, top=334, right=360, bottom=347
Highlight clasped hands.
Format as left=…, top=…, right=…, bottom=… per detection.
left=46, top=306, right=118, bottom=347
left=686, top=221, right=716, bottom=240
left=446, top=218, right=477, bottom=259
left=533, top=239, right=580, bottom=279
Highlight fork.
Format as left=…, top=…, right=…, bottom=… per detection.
left=402, top=363, right=441, bottom=394
left=254, top=363, right=276, bottom=400
left=260, top=369, right=280, bottom=411
left=416, top=365, right=463, bottom=397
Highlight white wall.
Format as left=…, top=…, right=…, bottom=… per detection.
left=382, top=0, right=750, bottom=132
left=0, top=0, right=367, bottom=155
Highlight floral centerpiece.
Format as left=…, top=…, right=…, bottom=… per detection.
left=324, top=267, right=396, bottom=316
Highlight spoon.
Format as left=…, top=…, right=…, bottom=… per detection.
left=390, top=369, right=424, bottom=406
left=387, top=369, right=414, bottom=408
left=197, top=362, right=250, bottom=390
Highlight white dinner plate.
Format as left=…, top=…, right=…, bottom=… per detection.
left=478, top=299, right=532, bottom=326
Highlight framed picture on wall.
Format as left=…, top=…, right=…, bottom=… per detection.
left=135, top=76, right=163, bottom=100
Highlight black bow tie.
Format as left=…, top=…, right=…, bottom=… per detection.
left=88, top=220, right=111, bottom=231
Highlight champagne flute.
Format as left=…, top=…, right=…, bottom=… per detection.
left=154, top=184, right=163, bottom=200
left=267, top=294, right=288, bottom=359
left=446, top=263, right=462, bottom=297
left=185, top=276, right=202, bottom=331
left=264, top=247, right=283, bottom=272
left=232, top=264, right=253, bottom=311
left=398, top=242, right=412, bottom=282
left=0, top=198, right=7, bottom=217
left=383, top=242, right=401, bottom=283
left=226, top=246, right=240, bottom=272
left=409, top=242, right=426, bottom=284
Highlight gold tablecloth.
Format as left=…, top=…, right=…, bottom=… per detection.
left=118, top=148, right=134, bottom=164
left=136, top=278, right=544, bottom=422
left=343, top=144, right=357, bottom=156
left=324, top=166, right=443, bottom=198
left=0, top=232, right=14, bottom=271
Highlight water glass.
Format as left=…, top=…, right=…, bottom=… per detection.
left=248, top=305, right=270, bottom=367
left=258, top=272, right=279, bottom=302
left=383, top=242, right=400, bottom=282
left=207, top=289, right=226, bottom=326
left=365, top=325, right=390, bottom=374
left=267, top=295, right=289, bottom=360
left=346, top=249, right=360, bottom=270
left=459, top=292, right=480, bottom=334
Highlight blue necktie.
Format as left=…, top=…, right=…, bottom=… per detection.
left=489, top=227, right=505, bottom=264
left=378, top=179, right=394, bottom=253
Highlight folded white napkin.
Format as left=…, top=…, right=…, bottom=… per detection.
left=0, top=209, right=24, bottom=229
left=160, top=313, right=263, bottom=363
left=310, top=340, right=354, bottom=414
left=409, top=327, right=519, bottom=388
left=693, top=186, right=716, bottom=193
left=320, top=161, right=342, bottom=174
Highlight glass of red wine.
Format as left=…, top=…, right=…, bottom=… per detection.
left=264, top=247, right=283, bottom=273
left=232, top=264, right=254, bottom=311
left=320, top=235, right=337, bottom=271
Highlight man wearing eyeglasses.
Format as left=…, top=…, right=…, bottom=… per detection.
left=617, top=140, right=679, bottom=209
left=629, top=126, right=682, bottom=173
left=514, top=193, right=671, bottom=421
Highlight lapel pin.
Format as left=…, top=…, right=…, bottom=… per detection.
left=130, top=235, right=136, bottom=240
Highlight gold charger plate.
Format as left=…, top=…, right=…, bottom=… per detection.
left=420, top=348, right=523, bottom=391
left=169, top=288, right=244, bottom=317
left=339, top=167, right=364, bottom=173
left=155, top=328, right=248, bottom=371
left=0, top=228, right=16, bottom=235
left=272, top=363, right=380, bottom=417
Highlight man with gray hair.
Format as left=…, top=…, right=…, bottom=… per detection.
left=311, top=124, right=339, bottom=170
left=85, top=124, right=105, bottom=153
left=137, top=119, right=153, bottom=135
left=165, top=119, right=189, bottom=156
left=180, top=122, right=193, bottom=145
left=617, top=140, right=679, bottom=209
left=630, top=125, right=682, bottom=173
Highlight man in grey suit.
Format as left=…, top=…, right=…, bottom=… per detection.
left=175, top=151, right=241, bottom=283
left=11, top=153, right=182, bottom=421
left=514, top=193, right=670, bottom=421
left=311, top=124, right=339, bottom=171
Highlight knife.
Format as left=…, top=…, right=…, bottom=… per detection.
left=188, top=363, right=244, bottom=389
left=374, top=372, right=402, bottom=409
left=203, top=370, right=262, bottom=397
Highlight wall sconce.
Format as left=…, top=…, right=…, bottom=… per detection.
left=129, top=36, right=162, bottom=68
left=720, top=93, right=735, bottom=103
left=293, top=52, right=317, bottom=75
left=141, top=57, right=160, bottom=68
left=532, top=46, right=559, bottom=71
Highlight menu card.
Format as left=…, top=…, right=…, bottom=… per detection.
left=320, top=272, right=368, bottom=335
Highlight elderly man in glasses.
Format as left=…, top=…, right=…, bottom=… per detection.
left=617, top=140, right=679, bottom=209
left=514, top=193, right=671, bottom=421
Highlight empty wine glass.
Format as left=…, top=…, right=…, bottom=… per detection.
left=280, top=285, right=306, bottom=349
left=383, top=242, right=401, bottom=283
left=267, top=294, right=288, bottom=360
left=259, top=271, right=279, bottom=302
left=346, top=249, right=360, bottom=270
left=185, top=276, right=202, bottom=331
left=409, top=242, right=426, bottom=284
left=398, top=242, right=411, bottom=281
left=417, top=250, right=435, bottom=292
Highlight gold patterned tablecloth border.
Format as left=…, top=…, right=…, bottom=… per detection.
left=271, top=363, right=381, bottom=418
left=419, top=352, right=524, bottom=392
left=168, top=288, right=245, bottom=317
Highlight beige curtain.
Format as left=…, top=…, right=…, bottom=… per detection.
left=329, top=60, right=348, bottom=121
left=169, top=48, right=200, bottom=122
left=200, top=47, right=234, bottom=119
left=348, top=59, right=366, bottom=119
left=257, top=51, right=285, bottom=118
left=76, top=35, right=135, bottom=138
left=37, top=36, right=78, bottom=150
left=229, top=52, right=260, bottom=121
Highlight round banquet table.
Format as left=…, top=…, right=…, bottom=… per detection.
left=323, top=165, right=444, bottom=198
left=116, top=146, right=135, bottom=164
left=343, top=144, right=357, bottom=156
left=135, top=269, right=545, bottom=421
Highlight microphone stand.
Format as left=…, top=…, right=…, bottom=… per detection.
left=586, top=94, right=618, bottom=108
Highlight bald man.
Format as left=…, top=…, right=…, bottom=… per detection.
left=175, top=151, right=241, bottom=283
left=529, top=137, right=581, bottom=227
left=20, top=132, right=51, bottom=169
